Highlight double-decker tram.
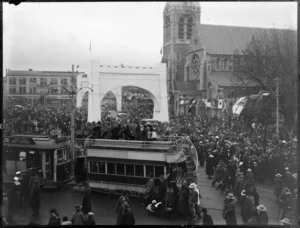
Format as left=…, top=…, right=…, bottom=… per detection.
left=3, top=134, right=72, bottom=188
left=81, top=136, right=198, bottom=197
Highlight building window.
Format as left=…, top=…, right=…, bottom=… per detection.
left=19, top=78, right=26, bottom=85
left=125, top=164, right=134, bottom=176
left=107, top=163, right=116, bottom=174
left=9, top=77, right=16, bottom=85
left=89, top=161, right=98, bottom=173
left=207, top=63, right=211, bottom=72
left=30, top=78, right=37, bottom=84
left=50, top=78, right=58, bottom=85
left=187, top=17, right=193, bottom=39
left=164, top=16, right=171, bottom=42
left=40, top=78, right=47, bottom=85
left=178, top=17, right=184, bottom=39
left=9, top=87, right=16, bottom=94
left=216, top=58, right=220, bottom=69
left=224, top=58, right=227, bottom=70
left=19, top=86, right=26, bottom=94
left=61, top=78, right=68, bottom=86
left=135, top=164, right=144, bottom=177
left=30, top=87, right=37, bottom=94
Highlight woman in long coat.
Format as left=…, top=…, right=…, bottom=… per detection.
left=177, top=184, right=189, bottom=219
left=273, top=174, right=283, bottom=203
left=206, top=154, right=214, bottom=179
left=29, top=180, right=41, bottom=217
left=243, top=195, right=256, bottom=224
left=223, top=194, right=237, bottom=225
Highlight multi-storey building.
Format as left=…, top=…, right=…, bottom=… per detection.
left=4, top=69, right=86, bottom=107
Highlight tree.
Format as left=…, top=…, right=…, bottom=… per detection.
left=233, top=28, right=297, bottom=127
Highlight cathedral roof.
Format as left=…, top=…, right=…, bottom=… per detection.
left=174, top=81, right=198, bottom=92
left=199, top=24, right=295, bottom=55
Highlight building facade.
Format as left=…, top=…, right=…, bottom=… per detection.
left=162, top=2, right=289, bottom=118
left=4, top=69, right=86, bottom=107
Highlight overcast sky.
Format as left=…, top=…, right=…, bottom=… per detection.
left=3, top=2, right=297, bottom=76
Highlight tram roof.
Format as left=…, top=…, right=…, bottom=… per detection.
left=3, top=134, right=70, bottom=150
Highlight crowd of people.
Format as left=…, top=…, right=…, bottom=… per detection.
left=2, top=97, right=298, bottom=225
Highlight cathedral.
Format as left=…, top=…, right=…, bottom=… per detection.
left=162, top=2, right=287, bottom=117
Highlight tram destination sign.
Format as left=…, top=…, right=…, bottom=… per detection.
left=8, top=136, right=35, bottom=144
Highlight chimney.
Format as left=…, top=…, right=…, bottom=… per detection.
left=29, top=69, right=33, bottom=71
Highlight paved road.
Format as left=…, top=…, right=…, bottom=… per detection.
left=10, top=165, right=281, bottom=225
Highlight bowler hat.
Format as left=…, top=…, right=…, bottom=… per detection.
left=189, top=183, right=197, bottom=189
left=226, top=193, right=234, bottom=200
left=75, top=204, right=82, bottom=210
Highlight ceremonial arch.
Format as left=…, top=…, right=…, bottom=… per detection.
left=76, top=60, right=169, bottom=123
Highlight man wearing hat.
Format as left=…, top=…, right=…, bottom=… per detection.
left=188, top=183, right=202, bottom=224
left=222, top=193, right=237, bottom=225
left=29, top=180, right=40, bottom=218
left=84, top=212, right=96, bottom=225
left=201, top=208, right=214, bottom=225
left=81, top=182, right=92, bottom=216
left=244, top=168, right=255, bottom=188
left=256, top=204, right=268, bottom=225
left=279, top=190, right=293, bottom=220
left=274, top=173, right=283, bottom=203
left=205, top=154, right=214, bottom=179
left=234, top=172, right=244, bottom=204
left=71, top=204, right=84, bottom=225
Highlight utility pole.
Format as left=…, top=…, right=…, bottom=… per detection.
left=276, top=77, right=279, bottom=138
left=70, top=64, right=75, bottom=178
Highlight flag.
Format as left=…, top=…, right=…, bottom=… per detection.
left=89, top=41, right=91, bottom=52
left=160, top=48, right=162, bottom=54
left=76, top=65, right=79, bottom=68
left=121, top=63, right=124, bottom=68
left=232, top=97, right=248, bottom=115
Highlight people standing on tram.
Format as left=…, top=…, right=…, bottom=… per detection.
left=157, top=175, right=167, bottom=203
left=116, top=192, right=130, bottom=213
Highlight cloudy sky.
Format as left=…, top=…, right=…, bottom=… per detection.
left=3, top=2, right=297, bottom=76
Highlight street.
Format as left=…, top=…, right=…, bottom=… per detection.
left=11, top=165, right=281, bottom=225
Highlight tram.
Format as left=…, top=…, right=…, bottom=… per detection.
left=81, top=136, right=198, bottom=197
left=3, top=134, right=72, bottom=188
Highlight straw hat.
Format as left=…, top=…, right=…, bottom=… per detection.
left=256, top=204, right=267, bottom=212
left=209, top=154, right=214, bottom=158
left=285, top=191, right=292, bottom=195
left=88, top=212, right=94, bottom=216
left=16, top=171, right=21, bottom=175
left=226, top=193, right=234, bottom=200
left=275, top=173, right=282, bottom=178
left=247, top=168, right=252, bottom=172
left=152, top=200, right=157, bottom=204
left=189, top=183, right=197, bottom=189
left=14, top=177, right=19, bottom=181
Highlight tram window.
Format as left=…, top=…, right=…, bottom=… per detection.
left=57, top=149, right=64, bottom=163
left=135, top=165, right=144, bottom=177
left=107, top=163, right=116, bottom=174
left=126, top=164, right=134, bottom=176
left=154, top=166, right=164, bottom=178
left=19, top=151, right=26, bottom=161
left=146, top=165, right=154, bottom=177
left=89, top=161, right=98, bottom=173
left=99, top=162, right=105, bottom=174
left=116, top=163, right=125, bottom=175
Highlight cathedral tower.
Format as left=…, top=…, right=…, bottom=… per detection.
left=162, top=2, right=201, bottom=92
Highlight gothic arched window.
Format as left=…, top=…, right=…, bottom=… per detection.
left=216, top=58, right=220, bottom=69
left=187, top=17, right=193, bottom=39
left=164, top=16, right=171, bottom=42
left=224, top=58, right=227, bottom=70
left=178, top=17, right=184, bottom=39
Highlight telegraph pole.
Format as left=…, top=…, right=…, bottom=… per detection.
left=276, top=77, right=279, bottom=138
left=70, top=64, right=75, bottom=178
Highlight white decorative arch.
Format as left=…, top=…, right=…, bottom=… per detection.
left=77, top=60, right=169, bottom=123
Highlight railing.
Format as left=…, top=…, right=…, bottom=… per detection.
left=75, top=138, right=183, bottom=153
